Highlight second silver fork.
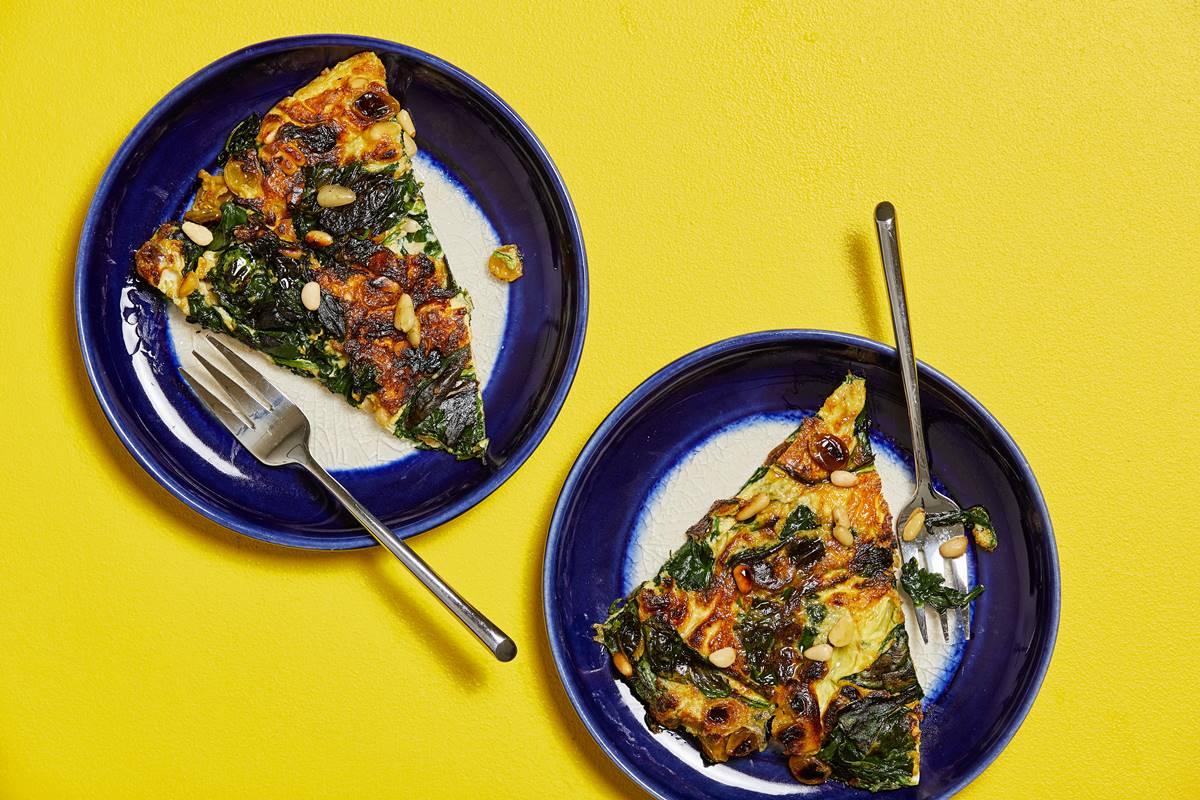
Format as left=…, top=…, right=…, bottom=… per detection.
left=875, top=201, right=973, bottom=643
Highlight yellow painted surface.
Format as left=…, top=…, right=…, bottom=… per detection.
left=1, top=2, right=1197, bottom=797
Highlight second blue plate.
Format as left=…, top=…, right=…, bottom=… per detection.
left=544, top=330, right=1057, bottom=800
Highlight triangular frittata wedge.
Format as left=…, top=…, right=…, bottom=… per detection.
left=134, top=52, right=487, bottom=459
left=597, top=375, right=923, bottom=791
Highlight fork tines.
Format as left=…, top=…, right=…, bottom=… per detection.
left=897, top=508, right=973, bottom=644
left=180, top=335, right=297, bottom=441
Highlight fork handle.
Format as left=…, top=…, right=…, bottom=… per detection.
left=295, top=449, right=517, bottom=662
left=875, top=202, right=932, bottom=490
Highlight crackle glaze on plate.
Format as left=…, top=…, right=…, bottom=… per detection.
left=76, top=36, right=587, bottom=548
left=544, top=330, right=1058, bottom=800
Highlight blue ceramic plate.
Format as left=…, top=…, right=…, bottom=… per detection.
left=76, top=36, right=587, bottom=548
left=544, top=330, right=1058, bottom=800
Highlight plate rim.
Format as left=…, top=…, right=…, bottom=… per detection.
left=542, top=328, right=1059, bottom=800
left=74, top=34, right=589, bottom=550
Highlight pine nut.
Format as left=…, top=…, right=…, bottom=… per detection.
left=733, top=564, right=753, bottom=594
left=802, top=643, right=833, bottom=662
left=402, top=131, right=417, bottom=157
left=301, top=281, right=321, bottom=311
left=305, top=229, right=333, bottom=247
left=832, top=525, right=853, bottom=547
left=317, top=184, right=356, bottom=208
left=178, top=271, right=199, bottom=297
left=399, top=218, right=421, bottom=234
left=363, top=121, right=402, bottom=146
left=830, top=470, right=858, bottom=487
left=612, top=651, right=633, bottom=677
left=398, top=108, right=416, bottom=138
left=394, top=293, right=416, bottom=332
left=406, top=321, right=421, bottom=347
left=827, top=614, right=857, bottom=648
left=181, top=220, right=213, bottom=246
left=902, top=508, right=926, bottom=542
left=197, top=250, right=217, bottom=278
left=708, top=647, right=736, bottom=669
left=939, top=535, right=969, bottom=559
left=833, top=506, right=850, bottom=529
left=735, top=493, right=770, bottom=521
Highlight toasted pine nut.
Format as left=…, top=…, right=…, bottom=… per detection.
left=902, top=508, right=926, bottom=542
left=832, top=525, right=854, bottom=547
left=735, top=493, right=770, bottom=521
left=317, top=184, right=356, bottom=208
left=833, top=506, right=850, bottom=529
left=394, top=293, right=416, bottom=332
left=305, top=229, right=333, bottom=247
left=939, top=535, right=969, bottom=559
left=363, top=121, right=402, bottom=146
left=398, top=108, right=416, bottom=137
left=708, top=647, right=736, bottom=669
left=301, top=281, right=322, bottom=311
left=802, top=643, right=833, bottom=662
left=406, top=317, right=421, bottom=347
left=399, top=218, right=421, bottom=234
left=827, top=614, right=857, bottom=648
left=402, top=131, right=417, bottom=157
left=196, top=250, right=217, bottom=279
left=181, top=220, right=213, bottom=246
left=612, top=651, right=633, bottom=677
left=830, top=470, right=858, bottom=487
left=733, top=564, right=753, bottom=594
left=178, top=271, right=199, bottom=297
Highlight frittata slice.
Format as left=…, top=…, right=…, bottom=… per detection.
left=597, top=375, right=923, bottom=791
left=134, top=52, right=487, bottom=459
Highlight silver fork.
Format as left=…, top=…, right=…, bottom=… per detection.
left=181, top=335, right=517, bottom=662
left=875, top=202, right=972, bottom=643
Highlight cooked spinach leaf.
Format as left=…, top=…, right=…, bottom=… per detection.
left=642, top=617, right=731, bottom=699
left=818, top=692, right=917, bottom=791
left=689, top=663, right=735, bottom=699
left=291, top=162, right=424, bottom=241
left=846, top=405, right=876, bottom=471
left=779, top=503, right=818, bottom=539
left=899, top=557, right=984, bottom=612
left=393, top=346, right=486, bottom=458
left=849, top=544, right=894, bottom=578
left=739, top=465, right=769, bottom=491
left=727, top=537, right=824, bottom=593
left=599, top=599, right=643, bottom=659
left=206, top=202, right=249, bottom=251
left=219, top=113, right=261, bottom=163
left=927, top=505, right=998, bottom=552
left=662, top=538, right=714, bottom=591
left=735, top=599, right=783, bottom=685
left=845, top=625, right=923, bottom=702
left=799, top=602, right=827, bottom=649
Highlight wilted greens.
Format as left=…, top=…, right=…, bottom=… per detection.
left=899, top=557, right=984, bottom=612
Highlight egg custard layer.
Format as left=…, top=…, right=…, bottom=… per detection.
left=133, top=52, right=486, bottom=459
left=596, top=375, right=923, bottom=791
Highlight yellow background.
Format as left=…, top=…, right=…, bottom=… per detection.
left=1, top=2, right=1196, bottom=797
